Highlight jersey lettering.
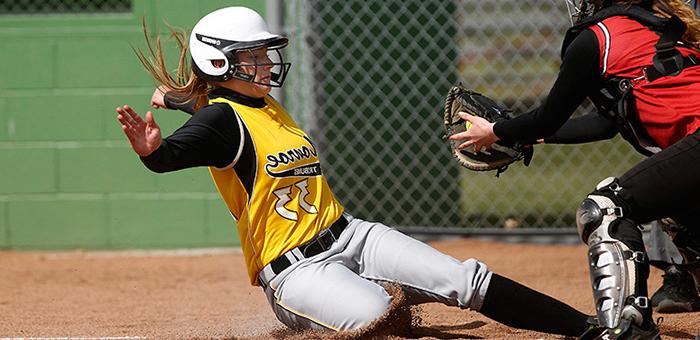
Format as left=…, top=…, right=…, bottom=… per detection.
left=296, top=179, right=318, bottom=214
left=273, top=186, right=297, bottom=220
left=264, top=136, right=320, bottom=178
left=272, top=179, right=319, bottom=221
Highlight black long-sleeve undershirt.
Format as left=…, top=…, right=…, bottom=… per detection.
left=139, top=103, right=239, bottom=172
left=543, top=113, right=619, bottom=144
left=139, top=88, right=264, bottom=173
left=494, top=30, right=605, bottom=143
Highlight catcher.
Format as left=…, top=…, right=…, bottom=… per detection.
left=117, top=5, right=596, bottom=337
left=445, top=85, right=700, bottom=315
left=448, top=0, right=700, bottom=339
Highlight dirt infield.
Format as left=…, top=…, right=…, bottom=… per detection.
left=1, top=238, right=698, bottom=339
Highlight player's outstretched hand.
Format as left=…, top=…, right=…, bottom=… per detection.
left=448, top=111, right=498, bottom=153
left=150, top=85, right=171, bottom=109
left=116, top=105, right=162, bottom=157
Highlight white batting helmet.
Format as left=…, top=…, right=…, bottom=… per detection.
left=189, top=6, right=290, bottom=86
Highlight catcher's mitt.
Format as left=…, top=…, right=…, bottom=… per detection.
left=443, top=84, right=533, bottom=176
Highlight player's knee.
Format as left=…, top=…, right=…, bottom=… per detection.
left=576, top=177, right=630, bottom=245
left=576, top=197, right=606, bottom=244
left=366, top=292, right=392, bottom=321
left=342, top=289, right=391, bottom=330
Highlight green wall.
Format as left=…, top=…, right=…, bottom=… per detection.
left=0, top=0, right=264, bottom=249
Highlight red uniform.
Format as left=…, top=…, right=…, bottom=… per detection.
left=590, top=16, right=700, bottom=148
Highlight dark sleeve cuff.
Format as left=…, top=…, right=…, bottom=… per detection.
left=164, top=92, right=197, bottom=115
left=139, top=144, right=170, bottom=173
left=493, top=119, right=519, bottom=144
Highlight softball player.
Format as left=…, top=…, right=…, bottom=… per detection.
left=537, top=100, right=700, bottom=314
left=117, top=6, right=594, bottom=336
left=538, top=119, right=700, bottom=314
left=451, top=0, right=700, bottom=338
left=540, top=119, right=700, bottom=315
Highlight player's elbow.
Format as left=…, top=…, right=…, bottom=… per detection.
left=140, top=157, right=170, bottom=174
left=541, top=123, right=566, bottom=139
left=146, top=165, right=170, bottom=174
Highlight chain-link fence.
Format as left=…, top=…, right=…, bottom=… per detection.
left=282, top=0, right=645, bottom=230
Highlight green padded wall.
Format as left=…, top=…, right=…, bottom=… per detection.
left=0, top=0, right=264, bottom=249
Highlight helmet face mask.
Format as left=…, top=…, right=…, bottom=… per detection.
left=565, top=0, right=588, bottom=25
left=228, top=47, right=290, bottom=88
left=565, top=0, right=607, bottom=25
left=189, top=7, right=291, bottom=87
left=564, top=0, right=699, bottom=25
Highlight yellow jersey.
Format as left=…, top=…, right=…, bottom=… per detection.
left=207, top=95, right=344, bottom=285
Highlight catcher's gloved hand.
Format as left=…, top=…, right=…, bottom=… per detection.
left=443, top=84, right=533, bottom=176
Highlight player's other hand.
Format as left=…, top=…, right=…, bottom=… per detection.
left=116, top=105, right=162, bottom=157
left=150, top=85, right=171, bottom=109
left=448, top=111, right=499, bottom=152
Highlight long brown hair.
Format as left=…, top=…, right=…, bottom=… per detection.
left=134, top=20, right=211, bottom=111
left=615, top=0, right=700, bottom=50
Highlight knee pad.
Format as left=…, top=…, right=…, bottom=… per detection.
left=577, top=177, right=649, bottom=329
left=576, top=177, right=625, bottom=245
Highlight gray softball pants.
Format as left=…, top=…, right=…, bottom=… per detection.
left=259, top=214, right=492, bottom=331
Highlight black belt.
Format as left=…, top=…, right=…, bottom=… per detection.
left=269, top=215, right=348, bottom=276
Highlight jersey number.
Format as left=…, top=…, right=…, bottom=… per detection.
left=273, top=179, right=318, bottom=220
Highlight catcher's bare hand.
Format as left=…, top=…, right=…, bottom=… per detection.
left=116, top=105, right=162, bottom=157
left=449, top=111, right=499, bottom=152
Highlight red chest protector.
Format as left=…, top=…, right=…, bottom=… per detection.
left=563, top=5, right=700, bottom=155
